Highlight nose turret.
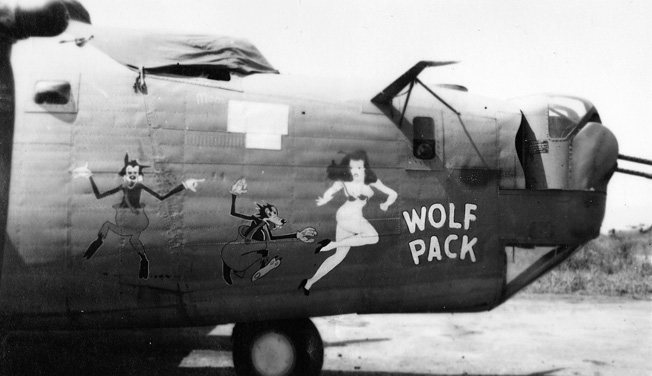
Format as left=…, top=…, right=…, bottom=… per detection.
left=569, top=121, right=618, bottom=192
left=498, top=95, right=620, bottom=302
left=511, top=94, right=618, bottom=192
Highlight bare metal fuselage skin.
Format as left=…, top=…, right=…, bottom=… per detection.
left=0, top=24, right=609, bottom=331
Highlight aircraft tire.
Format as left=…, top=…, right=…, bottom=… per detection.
left=232, top=318, right=323, bottom=376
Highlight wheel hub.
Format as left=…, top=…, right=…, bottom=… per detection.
left=251, top=331, right=296, bottom=376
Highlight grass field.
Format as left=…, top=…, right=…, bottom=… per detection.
left=524, top=228, right=652, bottom=298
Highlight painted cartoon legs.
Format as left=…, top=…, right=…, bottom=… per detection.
left=129, top=233, right=149, bottom=279
left=314, top=217, right=379, bottom=254
left=303, top=246, right=350, bottom=292
left=315, top=231, right=379, bottom=252
left=222, top=248, right=269, bottom=285
left=83, top=220, right=120, bottom=259
left=301, top=222, right=379, bottom=295
left=84, top=220, right=150, bottom=279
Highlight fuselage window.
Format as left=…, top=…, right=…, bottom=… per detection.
left=413, top=116, right=436, bottom=160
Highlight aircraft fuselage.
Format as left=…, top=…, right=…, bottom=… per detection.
left=0, top=23, right=610, bottom=331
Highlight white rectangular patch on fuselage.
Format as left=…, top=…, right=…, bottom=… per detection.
left=227, top=100, right=289, bottom=150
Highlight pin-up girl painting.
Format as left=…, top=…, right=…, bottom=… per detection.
left=299, top=150, right=398, bottom=295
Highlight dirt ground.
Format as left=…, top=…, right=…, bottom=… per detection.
left=3, top=294, right=650, bottom=376
left=311, top=294, right=652, bottom=376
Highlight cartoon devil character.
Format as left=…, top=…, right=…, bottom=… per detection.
left=221, top=178, right=317, bottom=285
left=73, top=154, right=204, bottom=279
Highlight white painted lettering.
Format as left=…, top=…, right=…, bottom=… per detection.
left=409, top=239, right=426, bottom=265
left=464, top=204, right=477, bottom=230
left=460, top=235, right=477, bottom=262
left=403, top=202, right=480, bottom=265
left=427, top=236, right=442, bottom=261
left=403, top=207, right=427, bottom=234
left=448, top=203, right=462, bottom=229
left=444, top=234, right=458, bottom=258
left=428, top=203, right=446, bottom=229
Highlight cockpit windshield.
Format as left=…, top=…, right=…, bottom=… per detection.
left=511, top=94, right=600, bottom=141
left=547, top=96, right=598, bottom=139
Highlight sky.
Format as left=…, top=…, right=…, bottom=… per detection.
left=79, top=0, right=652, bottom=231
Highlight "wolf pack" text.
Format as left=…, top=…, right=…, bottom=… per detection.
left=402, top=203, right=478, bottom=265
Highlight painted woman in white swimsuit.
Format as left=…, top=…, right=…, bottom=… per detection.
left=299, top=150, right=398, bottom=295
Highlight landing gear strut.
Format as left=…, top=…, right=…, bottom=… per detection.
left=232, top=318, right=323, bottom=376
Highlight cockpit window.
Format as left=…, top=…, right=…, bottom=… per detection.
left=547, top=96, right=592, bottom=139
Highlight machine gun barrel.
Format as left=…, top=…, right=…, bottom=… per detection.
left=618, top=154, right=652, bottom=166
left=615, top=167, right=652, bottom=180
left=615, top=155, right=652, bottom=180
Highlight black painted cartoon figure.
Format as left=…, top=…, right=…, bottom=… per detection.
left=73, top=154, right=204, bottom=279
left=298, top=150, right=398, bottom=295
left=221, top=178, right=317, bottom=285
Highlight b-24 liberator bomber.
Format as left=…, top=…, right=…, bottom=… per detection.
left=1, top=1, right=646, bottom=375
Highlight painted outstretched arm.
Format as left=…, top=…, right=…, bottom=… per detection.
left=230, top=195, right=254, bottom=220
left=72, top=162, right=121, bottom=199
left=372, top=179, right=398, bottom=211
left=90, top=178, right=121, bottom=199
left=143, top=178, right=205, bottom=201
left=316, top=181, right=343, bottom=206
left=269, top=227, right=317, bottom=243
left=182, top=179, right=204, bottom=192
left=229, top=178, right=254, bottom=220
left=142, top=184, right=183, bottom=201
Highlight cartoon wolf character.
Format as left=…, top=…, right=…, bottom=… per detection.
left=221, top=178, right=317, bottom=285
